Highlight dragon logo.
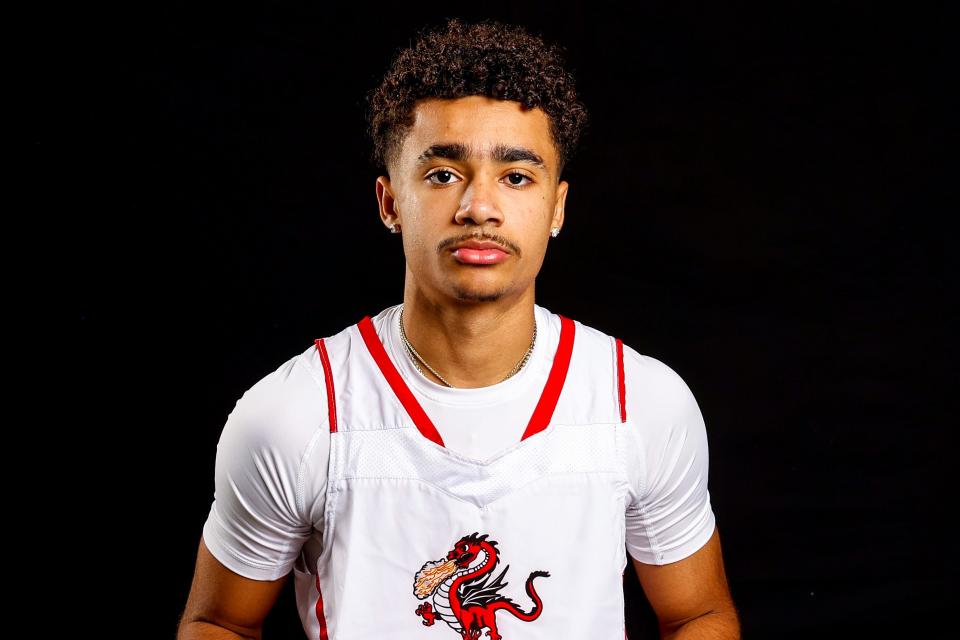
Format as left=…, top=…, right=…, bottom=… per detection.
left=412, top=532, right=550, bottom=639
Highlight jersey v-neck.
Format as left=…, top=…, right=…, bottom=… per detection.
left=385, top=303, right=553, bottom=406
left=356, top=304, right=576, bottom=449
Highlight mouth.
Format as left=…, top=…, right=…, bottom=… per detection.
left=450, top=241, right=510, bottom=265
left=451, top=247, right=509, bottom=265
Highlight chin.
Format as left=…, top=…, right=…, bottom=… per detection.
left=450, top=285, right=507, bottom=303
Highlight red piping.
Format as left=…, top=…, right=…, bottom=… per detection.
left=615, top=337, right=627, bottom=423
left=356, top=316, right=446, bottom=446
left=314, top=338, right=338, bottom=433
left=520, top=315, right=575, bottom=440
left=315, top=572, right=329, bottom=639
left=356, top=313, right=575, bottom=448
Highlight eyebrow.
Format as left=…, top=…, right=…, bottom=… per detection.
left=414, top=142, right=547, bottom=170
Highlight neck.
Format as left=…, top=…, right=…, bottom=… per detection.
left=400, top=281, right=537, bottom=389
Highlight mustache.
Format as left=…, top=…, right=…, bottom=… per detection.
left=438, top=233, right=521, bottom=257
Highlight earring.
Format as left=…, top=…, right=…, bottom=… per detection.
left=550, top=227, right=560, bottom=237
left=389, top=223, right=401, bottom=234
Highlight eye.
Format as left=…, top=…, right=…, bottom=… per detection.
left=505, top=172, right=532, bottom=187
left=426, top=169, right=460, bottom=185
left=426, top=169, right=534, bottom=187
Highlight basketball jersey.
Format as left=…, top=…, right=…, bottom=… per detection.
left=297, top=308, right=637, bottom=640
left=200, top=302, right=717, bottom=640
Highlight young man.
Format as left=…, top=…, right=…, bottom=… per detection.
left=179, top=18, right=740, bottom=640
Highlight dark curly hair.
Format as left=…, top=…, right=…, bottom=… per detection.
left=365, top=18, right=589, bottom=179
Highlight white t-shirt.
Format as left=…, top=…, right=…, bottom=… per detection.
left=201, top=302, right=716, bottom=584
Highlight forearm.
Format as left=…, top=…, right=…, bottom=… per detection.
left=177, top=620, right=259, bottom=640
left=662, top=609, right=741, bottom=640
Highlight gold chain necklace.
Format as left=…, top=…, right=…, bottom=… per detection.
left=398, top=304, right=537, bottom=388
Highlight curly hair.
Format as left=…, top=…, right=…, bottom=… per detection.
left=365, top=18, right=589, bottom=178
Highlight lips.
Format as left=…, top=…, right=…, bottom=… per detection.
left=451, top=240, right=508, bottom=252
left=449, top=238, right=510, bottom=265
left=451, top=244, right=509, bottom=265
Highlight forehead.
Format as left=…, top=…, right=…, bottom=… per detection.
left=399, top=96, right=556, bottom=168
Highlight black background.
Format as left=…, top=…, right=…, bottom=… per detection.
left=61, top=2, right=950, bottom=637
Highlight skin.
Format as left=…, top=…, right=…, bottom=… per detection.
left=376, top=95, right=567, bottom=388
left=178, top=94, right=740, bottom=638
left=633, top=527, right=741, bottom=638
left=177, top=537, right=285, bottom=639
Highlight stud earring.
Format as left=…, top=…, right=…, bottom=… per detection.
left=389, top=223, right=401, bottom=234
left=550, top=227, right=560, bottom=237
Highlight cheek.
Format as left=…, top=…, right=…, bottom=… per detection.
left=401, top=231, right=432, bottom=261
left=399, top=196, right=448, bottom=241
left=519, top=204, right=554, bottom=244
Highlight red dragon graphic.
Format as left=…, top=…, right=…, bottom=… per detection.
left=412, top=532, right=550, bottom=639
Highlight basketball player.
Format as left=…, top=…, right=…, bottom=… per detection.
left=178, top=18, right=740, bottom=640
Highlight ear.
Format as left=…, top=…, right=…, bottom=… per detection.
left=551, top=180, right=568, bottom=231
left=376, top=176, right=401, bottom=229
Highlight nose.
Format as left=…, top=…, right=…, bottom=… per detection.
left=454, top=175, right=504, bottom=227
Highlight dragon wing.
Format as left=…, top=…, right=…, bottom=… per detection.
left=460, top=564, right=517, bottom=609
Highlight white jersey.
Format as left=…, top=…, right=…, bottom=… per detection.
left=201, top=303, right=716, bottom=639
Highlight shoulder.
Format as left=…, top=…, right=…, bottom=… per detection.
left=565, top=312, right=704, bottom=428
left=216, top=344, right=331, bottom=460
left=564, top=312, right=698, bottom=409
left=619, top=344, right=702, bottom=422
left=615, top=344, right=712, bottom=509
left=617, top=343, right=711, bottom=486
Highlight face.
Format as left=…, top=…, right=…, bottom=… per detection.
left=376, top=95, right=568, bottom=304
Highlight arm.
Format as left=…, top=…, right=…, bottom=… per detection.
left=620, top=347, right=740, bottom=638
left=178, top=352, right=330, bottom=638
left=177, top=537, right=288, bottom=640
left=631, top=526, right=740, bottom=639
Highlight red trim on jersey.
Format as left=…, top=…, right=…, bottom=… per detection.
left=519, top=315, right=575, bottom=441
left=314, top=338, right=338, bottom=433
left=315, top=572, right=329, bottom=640
left=615, top=337, right=627, bottom=423
left=356, top=312, right=575, bottom=449
left=356, top=315, right=446, bottom=447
